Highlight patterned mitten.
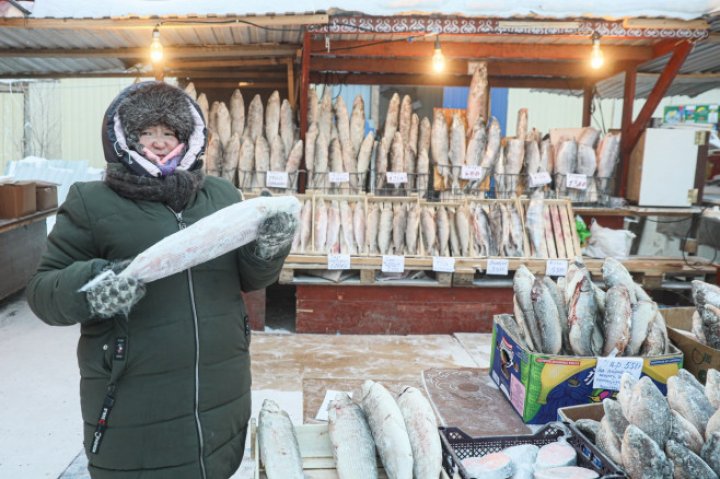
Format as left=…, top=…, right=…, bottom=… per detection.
left=86, top=270, right=146, bottom=319
left=255, top=212, right=298, bottom=260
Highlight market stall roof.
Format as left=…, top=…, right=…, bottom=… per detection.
left=0, top=1, right=719, bottom=96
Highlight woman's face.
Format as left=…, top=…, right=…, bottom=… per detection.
left=138, top=125, right=179, bottom=162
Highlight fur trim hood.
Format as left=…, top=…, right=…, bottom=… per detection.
left=102, top=81, right=207, bottom=178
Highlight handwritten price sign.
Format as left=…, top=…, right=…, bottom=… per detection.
left=381, top=255, right=405, bottom=273
left=566, top=173, right=588, bottom=190
left=545, top=259, right=569, bottom=277
left=529, top=171, right=552, bottom=187
left=266, top=171, right=289, bottom=188
left=327, top=254, right=351, bottom=270
left=432, top=256, right=455, bottom=273
left=593, top=357, right=643, bottom=390
left=486, top=258, right=509, bottom=276
left=386, top=172, right=408, bottom=185
left=328, top=171, right=350, bottom=184
left=461, top=165, right=483, bottom=180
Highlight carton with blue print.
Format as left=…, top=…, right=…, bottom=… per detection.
left=490, top=314, right=684, bottom=424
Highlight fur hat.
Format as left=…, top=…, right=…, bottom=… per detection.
left=117, top=83, right=194, bottom=153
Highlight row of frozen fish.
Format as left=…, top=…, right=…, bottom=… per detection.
left=183, top=83, right=303, bottom=190
left=290, top=197, right=532, bottom=258
left=577, top=370, right=720, bottom=479
left=506, top=257, right=670, bottom=356
left=691, top=280, right=720, bottom=349
left=257, top=381, right=442, bottom=479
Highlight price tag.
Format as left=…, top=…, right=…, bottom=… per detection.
left=381, top=255, right=405, bottom=273
left=545, top=259, right=569, bottom=277
left=432, top=256, right=455, bottom=273
left=266, top=171, right=289, bottom=188
left=327, top=254, right=351, bottom=270
left=566, top=173, right=588, bottom=190
left=328, top=171, right=350, bottom=184
left=461, top=165, right=483, bottom=180
left=593, top=357, right=644, bottom=390
left=386, top=172, right=408, bottom=184
left=486, top=258, right=509, bottom=276
left=529, top=171, right=552, bottom=187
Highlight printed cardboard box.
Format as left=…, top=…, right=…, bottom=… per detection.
left=664, top=306, right=720, bottom=383
left=0, top=181, right=36, bottom=219
left=489, top=315, right=683, bottom=424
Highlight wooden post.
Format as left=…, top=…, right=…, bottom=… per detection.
left=153, top=63, right=164, bottom=82
left=582, top=84, right=593, bottom=127
left=618, top=66, right=636, bottom=198
left=299, top=31, right=311, bottom=194
left=286, top=58, right=295, bottom=109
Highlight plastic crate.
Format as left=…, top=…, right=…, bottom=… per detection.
left=439, top=421, right=626, bottom=479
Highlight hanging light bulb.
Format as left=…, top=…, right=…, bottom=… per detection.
left=150, top=26, right=164, bottom=64
left=432, top=35, right=445, bottom=73
left=590, top=32, right=604, bottom=69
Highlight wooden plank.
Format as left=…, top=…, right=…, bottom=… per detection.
left=549, top=204, right=567, bottom=258
left=436, top=272, right=453, bottom=286
left=310, top=72, right=586, bottom=89
left=543, top=206, right=557, bottom=259
left=558, top=202, right=576, bottom=258
left=453, top=272, right=476, bottom=287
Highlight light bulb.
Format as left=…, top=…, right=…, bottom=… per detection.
left=590, top=34, right=604, bottom=69
left=150, top=27, right=163, bottom=64
left=432, top=36, right=445, bottom=73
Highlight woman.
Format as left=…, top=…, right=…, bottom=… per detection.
left=26, top=81, right=294, bottom=478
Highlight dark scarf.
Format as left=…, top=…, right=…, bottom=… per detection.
left=104, top=163, right=205, bottom=212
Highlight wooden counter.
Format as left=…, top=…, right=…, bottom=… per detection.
left=0, top=209, right=56, bottom=301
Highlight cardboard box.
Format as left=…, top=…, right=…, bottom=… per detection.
left=557, top=402, right=604, bottom=423
left=664, top=306, right=720, bottom=384
left=489, top=315, right=684, bottom=424
left=0, top=181, right=36, bottom=219
left=34, top=181, right=58, bottom=211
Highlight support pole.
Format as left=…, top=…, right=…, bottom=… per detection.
left=582, top=84, right=593, bottom=127
left=299, top=31, right=311, bottom=193
left=286, top=59, right=295, bottom=109
left=618, top=66, right=637, bottom=198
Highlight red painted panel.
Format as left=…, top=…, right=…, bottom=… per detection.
left=242, top=289, right=266, bottom=331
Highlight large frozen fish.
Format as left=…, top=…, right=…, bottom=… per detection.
left=603, top=398, right=629, bottom=441
left=436, top=206, right=450, bottom=257
left=335, top=95, right=351, bottom=150
left=307, top=86, right=319, bottom=127
left=196, top=93, right=209, bottom=131
left=640, top=311, right=669, bottom=356
left=318, top=88, right=333, bottom=142
left=513, top=266, right=542, bottom=352
left=375, top=138, right=388, bottom=190
left=621, top=425, right=673, bottom=479
left=357, top=131, right=374, bottom=181
left=670, top=409, right=705, bottom=455
left=526, top=190, right=546, bottom=258
left=578, top=127, right=599, bottom=147
left=205, top=132, right=222, bottom=177
left=353, top=201, right=366, bottom=255
left=596, top=416, right=623, bottom=466
left=420, top=206, right=437, bottom=256
left=396, top=386, right=442, bottom=479
left=285, top=140, right=303, bottom=177
left=326, top=200, right=342, bottom=254
left=230, top=89, right=245, bottom=139
left=418, top=117, right=431, bottom=158
left=449, top=113, right=466, bottom=190
left=398, top=94, right=413, bottom=145
left=237, top=134, right=255, bottom=189
left=257, top=399, right=304, bottom=479
left=626, top=300, right=655, bottom=356
left=430, top=110, right=449, bottom=187
left=270, top=135, right=286, bottom=172
left=480, top=117, right=501, bottom=171
left=627, top=376, right=672, bottom=447
left=208, top=101, right=220, bottom=135
left=314, top=199, right=328, bottom=253
left=596, top=132, right=621, bottom=178
left=531, top=278, right=562, bottom=354
left=304, top=122, right=318, bottom=187
left=366, top=202, right=381, bottom=254
left=360, top=380, right=414, bottom=479
left=389, top=131, right=405, bottom=174
left=280, top=99, right=295, bottom=157
left=339, top=200, right=356, bottom=255
left=466, top=62, right=488, bottom=137
left=707, top=369, right=720, bottom=410
left=455, top=204, right=472, bottom=257
left=378, top=202, right=394, bottom=255
left=668, top=369, right=715, bottom=437
left=405, top=203, right=420, bottom=255
left=254, top=135, right=270, bottom=188
left=342, top=141, right=358, bottom=190
left=328, top=393, right=378, bottom=479
left=416, top=148, right=430, bottom=192
left=408, top=113, right=419, bottom=155
left=516, top=108, right=528, bottom=141
left=392, top=203, right=407, bottom=255
left=384, top=93, right=400, bottom=142
left=349, top=95, right=365, bottom=160
left=465, top=116, right=487, bottom=169
left=576, top=144, right=597, bottom=176
left=447, top=207, right=460, bottom=257
left=298, top=199, right=312, bottom=253
left=603, top=285, right=632, bottom=356
left=220, top=131, right=240, bottom=186
left=665, top=440, right=718, bottom=479
left=702, top=432, right=720, bottom=475
left=247, top=94, right=264, bottom=142
left=471, top=205, right=491, bottom=257
left=524, top=139, right=542, bottom=177
left=265, top=90, right=280, bottom=146
left=183, top=82, right=197, bottom=101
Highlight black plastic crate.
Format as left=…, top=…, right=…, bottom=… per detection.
left=439, top=421, right=626, bottom=479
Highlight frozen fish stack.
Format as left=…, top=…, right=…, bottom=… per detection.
left=690, top=280, right=720, bottom=349
left=505, top=257, right=670, bottom=356
left=305, top=87, right=374, bottom=193
left=578, top=369, right=720, bottom=479
left=257, top=381, right=442, bottom=479
left=183, top=82, right=302, bottom=192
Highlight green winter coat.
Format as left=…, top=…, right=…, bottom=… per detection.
left=27, top=176, right=287, bottom=478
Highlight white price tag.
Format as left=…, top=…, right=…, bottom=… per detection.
left=328, top=171, right=350, bottom=184
left=566, top=173, right=588, bottom=190
left=327, top=254, right=351, bottom=270
left=266, top=171, right=289, bottom=188
left=545, top=259, right=569, bottom=277
left=381, top=255, right=405, bottom=273
left=432, top=256, right=455, bottom=273
left=386, top=172, right=408, bottom=184
left=460, top=165, right=483, bottom=180
left=530, top=171, right=552, bottom=187
left=593, top=357, right=644, bottom=390
left=486, top=258, right=509, bottom=276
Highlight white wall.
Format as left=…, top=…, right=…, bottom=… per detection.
left=505, top=88, right=720, bottom=137
left=0, top=87, right=24, bottom=175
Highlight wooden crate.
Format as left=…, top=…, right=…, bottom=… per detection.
left=520, top=198, right=581, bottom=259
left=252, top=421, right=454, bottom=478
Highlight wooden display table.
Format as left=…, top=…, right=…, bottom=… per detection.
left=0, top=209, right=56, bottom=302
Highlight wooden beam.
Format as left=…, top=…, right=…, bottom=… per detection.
left=164, top=58, right=293, bottom=69
left=619, top=66, right=637, bottom=198
left=286, top=59, right=295, bottom=110
left=299, top=32, right=311, bottom=194
left=311, top=40, right=653, bottom=62
left=582, top=84, right=593, bottom=127
left=164, top=70, right=288, bottom=79
left=0, top=45, right=299, bottom=59
left=625, top=41, right=693, bottom=158
left=182, top=81, right=288, bottom=89
left=0, top=14, right=329, bottom=29
left=310, top=71, right=585, bottom=89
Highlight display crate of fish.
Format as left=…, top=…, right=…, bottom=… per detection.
left=462, top=198, right=528, bottom=258
left=521, top=196, right=581, bottom=259
left=439, top=422, right=626, bottom=479
left=489, top=315, right=683, bottom=424
left=251, top=421, right=453, bottom=478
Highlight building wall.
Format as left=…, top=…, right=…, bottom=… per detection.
left=0, top=87, right=23, bottom=175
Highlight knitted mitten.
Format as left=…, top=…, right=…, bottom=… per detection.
left=86, top=266, right=146, bottom=319
left=255, top=211, right=298, bottom=260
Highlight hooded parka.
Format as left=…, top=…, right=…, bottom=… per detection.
left=26, top=83, right=287, bottom=478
